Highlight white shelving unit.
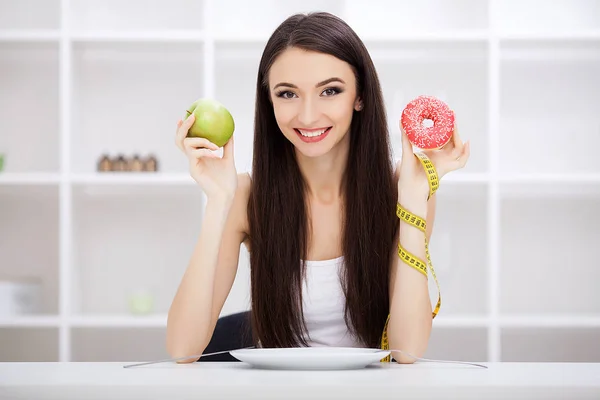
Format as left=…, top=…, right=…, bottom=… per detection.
left=1, top=0, right=599, bottom=363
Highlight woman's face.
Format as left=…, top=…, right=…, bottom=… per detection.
left=268, top=47, right=362, bottom=158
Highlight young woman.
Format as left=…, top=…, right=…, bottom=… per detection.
left=167, top=11, right=470, bottom=364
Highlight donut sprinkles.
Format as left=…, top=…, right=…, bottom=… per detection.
left=401, top=95, right=455, bottom=150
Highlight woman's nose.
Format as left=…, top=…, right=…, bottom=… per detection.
left=297, top=98, right=319, bottom=127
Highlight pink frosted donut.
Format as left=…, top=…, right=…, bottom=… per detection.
left=400, top=95, right=455, bottom=150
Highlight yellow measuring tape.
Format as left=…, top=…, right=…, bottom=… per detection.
left=380, top=151, right=442, bottom=362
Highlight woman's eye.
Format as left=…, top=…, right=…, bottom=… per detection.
left=322, top=88, right=341, bottom=96
left=277, top=91, right=296, bottom=99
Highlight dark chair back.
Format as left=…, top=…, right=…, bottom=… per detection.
left=197, top=311, right=254, bottom=362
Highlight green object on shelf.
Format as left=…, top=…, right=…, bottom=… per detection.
left=128, top=290, right=154, bottom=315
left=0, top=154, right=4, bottom=172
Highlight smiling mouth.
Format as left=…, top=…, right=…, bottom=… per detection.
left=294, top=127, right=332, bottom=138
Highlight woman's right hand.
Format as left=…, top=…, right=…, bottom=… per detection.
left=175, top=113, right=238, bottom=202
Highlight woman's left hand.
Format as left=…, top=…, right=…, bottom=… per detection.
left=397, top=120, right=471, bottom=200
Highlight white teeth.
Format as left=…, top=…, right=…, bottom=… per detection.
left=298, top=128, right=328, bottom=137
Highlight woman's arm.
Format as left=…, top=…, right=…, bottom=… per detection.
left=425, top=193, right=436, bottom=243
left=387, top=163, right=436, bottom=364
left=166, top=173, right=251, bottom=362
left=388, top=117, right=469, bottom=363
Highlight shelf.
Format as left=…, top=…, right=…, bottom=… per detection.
left=424, top=327, right=488, bottom=362
left=499, top=174, right=600, bottom=185
left=68, top=0, right=205, bottom=33
left=0, top=185, right=60, bottom=315
left=70, top=173, right=195, bottom=185
left=70, top=184, right=204, bottom=315
left=499, top=40, right=600, bottom=174
left=427, top=184, right=488, bottom=316
left=367, top=41, right=488, bottom=173
left=0, top=328, right=58, bottom=362
left=354, top=31, right=488, bottom=43
left=0, top=41, right=60, bottom=173
left=70, top=30, right=206, bottom=43
left=500, top=315, right=600, bottom=328
left=0, top=173, right=61, bottom=185
left=499, top=189, right=600, bottom=315
left=0, top=316, right=60, bottom=328
left=437, top=173, right=489, bottom=183
left=432, top=315, right=489, bottom=328
left=70, top=315, right=167, bottom=328
left=501, top=327, right=600, bottom=362
left=0, top=30, right=60, bottom=42
left=71, top=327, right=168, bottom=362
left=71, top=41, right=204, bottom=174
left=499, top=31, right=600, bottom=42
left=344, top=0, right=488, bottom=39
left=0, top=0, right=60, bottom=31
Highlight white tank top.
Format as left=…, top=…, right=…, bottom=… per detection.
left=301, top=256, right=362, bottom=348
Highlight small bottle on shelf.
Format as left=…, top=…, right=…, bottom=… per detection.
left=129, top=155, right=144, bottom=172
left=97, top=154, right=112, bottom=172
left=113, top=154, right=127, bottom=172
left=143, top=154, right=158, bottom=172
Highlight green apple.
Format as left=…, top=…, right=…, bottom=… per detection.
left=185, top=98, right=235, bottom=147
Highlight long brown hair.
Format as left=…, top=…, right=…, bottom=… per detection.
left=247, top=11, right=398, bottom=349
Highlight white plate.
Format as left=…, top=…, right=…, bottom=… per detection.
left=229, top=347, right=391, bottom=370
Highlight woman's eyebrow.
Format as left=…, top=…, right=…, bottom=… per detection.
left=273, top=77, right=346, bottom=90
left=315, top=77, right=345, bottom=87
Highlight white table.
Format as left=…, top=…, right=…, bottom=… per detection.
left=1, top=361, right=599, bottom=399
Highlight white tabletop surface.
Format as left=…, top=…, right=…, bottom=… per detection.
left=1, top=361, right=599, bottom=400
